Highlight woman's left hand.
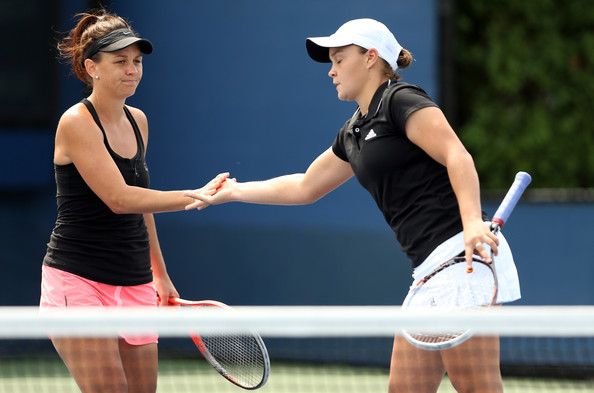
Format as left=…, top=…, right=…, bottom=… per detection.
left=154, top=275, right=179, bottom=306
left=464, top=219, right=499, bottom=269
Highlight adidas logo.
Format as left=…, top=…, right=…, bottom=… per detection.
left=365, top=129, right=377, bottom=140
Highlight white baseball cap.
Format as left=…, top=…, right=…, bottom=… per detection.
left=306, top=19, right=403, bottom=71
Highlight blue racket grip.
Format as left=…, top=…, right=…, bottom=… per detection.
left=491, top=172, right=532, bottom=228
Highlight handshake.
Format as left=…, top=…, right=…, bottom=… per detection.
left=184, top=172, right=236, bottom=211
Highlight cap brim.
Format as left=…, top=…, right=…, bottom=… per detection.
left=101, top=37, right=153, bottom=55
left=306, top=38, right=331, bottom=63
left=306, top=36, right=354, bottom=63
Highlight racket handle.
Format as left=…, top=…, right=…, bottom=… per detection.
left=492, top=171, right=532, bottom=227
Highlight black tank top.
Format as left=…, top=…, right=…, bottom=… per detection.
left=43, top=99, right=152, bottom=286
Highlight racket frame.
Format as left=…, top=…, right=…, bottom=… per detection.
left=402, top=256, right=498, bottom=350
left=401, top=171, right=531, bottom=351
left=167, top=297, right=271, bottom=390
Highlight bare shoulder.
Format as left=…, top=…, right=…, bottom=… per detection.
left=125, top=105, right=148, bottom=129
left=54, top=103, right=104, bottom=165
left=57, top=103, right=99, bottom=138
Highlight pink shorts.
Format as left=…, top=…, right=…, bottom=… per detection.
left=40, top=265, right=158, bottom=345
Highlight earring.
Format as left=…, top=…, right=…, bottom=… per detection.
left=95, top=75, right=99, bottom=79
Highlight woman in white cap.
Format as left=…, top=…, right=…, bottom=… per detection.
left=187, top=18, right=519, bottom=392
left=41, top=10, right=228, bottom=392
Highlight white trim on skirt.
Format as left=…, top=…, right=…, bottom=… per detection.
left=410, top=223, right=521, bottom=304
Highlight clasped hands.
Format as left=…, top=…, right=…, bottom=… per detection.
left=184, top=172, right=234, bottom=211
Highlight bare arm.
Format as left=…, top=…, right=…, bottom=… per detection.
left=143, top=213, right=179, bottom=306
left=54, top=104, right=227, bottom=214
left=185, top=147, right=354, bottom=208
left=405, top=106, right=499, bottom=266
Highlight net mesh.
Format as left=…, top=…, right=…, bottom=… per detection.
left=1, top=306, right=592, bottom=392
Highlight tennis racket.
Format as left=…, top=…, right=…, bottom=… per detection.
left=166, top=297, right=270, bottom=390
left=402, top=171, right=532, bottom=350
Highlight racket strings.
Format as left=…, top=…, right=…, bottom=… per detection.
left=408, top=331, right=465, bottom=344
left=402, top=260, right=497, bottom=349
left=200, top=332, right=267, bottom=387
left=409, top=262, right=495, bottom=311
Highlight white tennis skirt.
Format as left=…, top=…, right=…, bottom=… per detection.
left=409, top=224, right=521, bottom=304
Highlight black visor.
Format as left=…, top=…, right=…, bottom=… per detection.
left=83, top=28, right=153, bottom=61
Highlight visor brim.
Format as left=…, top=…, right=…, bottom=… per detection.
left=101, top=37, right=153, bottom=55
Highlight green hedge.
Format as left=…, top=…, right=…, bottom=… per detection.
left=455, top=0, right=594, bottom=188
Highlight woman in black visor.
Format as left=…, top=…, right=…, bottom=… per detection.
left=41, top=9, right=228, bottom=393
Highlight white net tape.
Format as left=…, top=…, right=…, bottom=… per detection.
left=2, top=305, right=593, bottom=338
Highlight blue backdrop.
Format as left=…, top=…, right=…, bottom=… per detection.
left=0, top=0, right=592, bottom=308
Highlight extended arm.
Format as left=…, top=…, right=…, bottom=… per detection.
left=54, top=104, right=228, bottom=214
left=185, top=147, right=354, bottom=208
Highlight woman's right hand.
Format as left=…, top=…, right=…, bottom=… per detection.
left=185, top=176, right=236, bottom=210
left=200, top=172, right=230, bottom=196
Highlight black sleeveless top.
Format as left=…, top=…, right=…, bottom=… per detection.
left=43, top=99, right=152, bottom=286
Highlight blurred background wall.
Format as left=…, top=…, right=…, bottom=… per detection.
left=0, top=0, right=592, bottom=307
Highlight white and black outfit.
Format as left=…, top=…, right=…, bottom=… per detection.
left=332, top=80, right=520, bottom=303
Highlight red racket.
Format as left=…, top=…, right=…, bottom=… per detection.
left=165, top=297, right=270, bottom=390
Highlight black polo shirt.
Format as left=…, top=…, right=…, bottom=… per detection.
left=332, top=80, right=473, bottom=268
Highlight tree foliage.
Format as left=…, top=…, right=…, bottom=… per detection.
left=455, top=0, right=594, bottom=188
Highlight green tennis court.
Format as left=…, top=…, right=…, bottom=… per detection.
left=1, top=357, right=591, bottom=393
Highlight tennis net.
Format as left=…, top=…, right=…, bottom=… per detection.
left=1, top=305, right=593, bottom=392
